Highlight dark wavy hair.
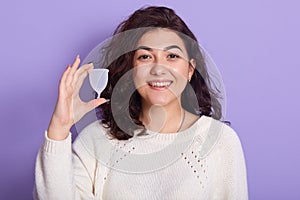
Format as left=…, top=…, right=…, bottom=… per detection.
left=96, top=6, right=224, bottom=140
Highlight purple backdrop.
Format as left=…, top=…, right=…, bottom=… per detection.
left=0, top=0, right=299, bottom=199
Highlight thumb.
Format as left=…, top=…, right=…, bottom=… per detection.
left=86, top=98, right=108, bottom=112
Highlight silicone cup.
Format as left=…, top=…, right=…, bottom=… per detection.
left=88, top=68, right=109, bottom=98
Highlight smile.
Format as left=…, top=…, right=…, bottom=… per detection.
left=147, top=81, right=173, bottom=88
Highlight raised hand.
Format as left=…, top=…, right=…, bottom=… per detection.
left=47, top=55, right=107, bottom=140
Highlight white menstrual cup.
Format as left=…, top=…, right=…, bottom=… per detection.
left=88, top=68, right=109, bottom=98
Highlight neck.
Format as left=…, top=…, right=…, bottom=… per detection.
left=140, top=100, right=185, bottom=133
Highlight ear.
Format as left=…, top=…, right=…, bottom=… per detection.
left=188, top=59, right=196, bottom=81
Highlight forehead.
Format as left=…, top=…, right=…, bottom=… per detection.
left=136, top=28, right=186, bottom=51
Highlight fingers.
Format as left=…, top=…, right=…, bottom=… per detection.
left=70, top=55, right=81, bottom=76
left=72, top=63, right=94, bottom=95
left=66, top=55, right=80, bottom=87
left=59, top=64, right=71, bottom=92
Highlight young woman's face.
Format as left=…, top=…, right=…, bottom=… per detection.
left=133, top=28, right=195, bottom=107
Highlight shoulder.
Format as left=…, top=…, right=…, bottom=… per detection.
left=216, top=123, right=245, bottom=159
left=196, top=116, right=244, bottom=158
left=213, top=119, right=244, bottom=153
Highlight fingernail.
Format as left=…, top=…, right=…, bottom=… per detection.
left=105, top=99, right=110, bottom=103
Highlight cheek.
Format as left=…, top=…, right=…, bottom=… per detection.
left=133, top=66, right=149, bottom=89
left=169, top=64, right=190, bottom=92
left=171, top=63, right=190, bottom=80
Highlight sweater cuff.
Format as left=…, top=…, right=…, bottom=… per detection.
left=42, top=131, right=72, bottom=154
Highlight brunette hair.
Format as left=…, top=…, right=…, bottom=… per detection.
left=97, top=6, right=223, bottom=140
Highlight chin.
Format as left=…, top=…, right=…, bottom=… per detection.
left=138, top=87, right=181, bottom=107
left=146, top=96, right=179, bottom=107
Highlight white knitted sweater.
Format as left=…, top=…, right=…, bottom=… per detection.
left=34, top=116, right=248, bottom=199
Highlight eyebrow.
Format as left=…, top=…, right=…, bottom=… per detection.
left=136, top=45, right=183, bottom=52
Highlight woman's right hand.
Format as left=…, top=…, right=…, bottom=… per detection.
left=47, top=55, right=107, bottom=140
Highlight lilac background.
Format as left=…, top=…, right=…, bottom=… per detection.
left=0, top=0, right=299, bottom=199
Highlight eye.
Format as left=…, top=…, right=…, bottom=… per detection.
left=167, top=54, right=180, bottom=59
left=137, top=55, right=152, bottom=60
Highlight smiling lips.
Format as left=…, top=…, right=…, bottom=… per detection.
left=147, top=80, right=173, bottom=90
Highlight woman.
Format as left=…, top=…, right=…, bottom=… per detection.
left=34, top=6, right=248, bottom=199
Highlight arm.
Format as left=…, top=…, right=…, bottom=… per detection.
left=34, top=132, right=98, bottom=200
left=220, top=126, right=248, bottom=200
left=34, top=132, right=75, bottom=199
left=34, top=55, right=107, bottom=199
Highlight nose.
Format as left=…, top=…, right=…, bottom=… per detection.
left=150, top=55, right=167, bottom=76
left=150, top=64, right=167, bottom=76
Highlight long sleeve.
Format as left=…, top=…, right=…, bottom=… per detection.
left=33, top=131, right=97, bottom=200
left=214, top=126, right=249, bottom=200
left=227, top=130, right=248, bottom=199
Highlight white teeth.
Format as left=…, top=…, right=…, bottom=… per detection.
left=148, top=81, right=172, bottom=87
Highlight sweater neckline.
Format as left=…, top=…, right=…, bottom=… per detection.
left=133, top=115, right=209, bottom=141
